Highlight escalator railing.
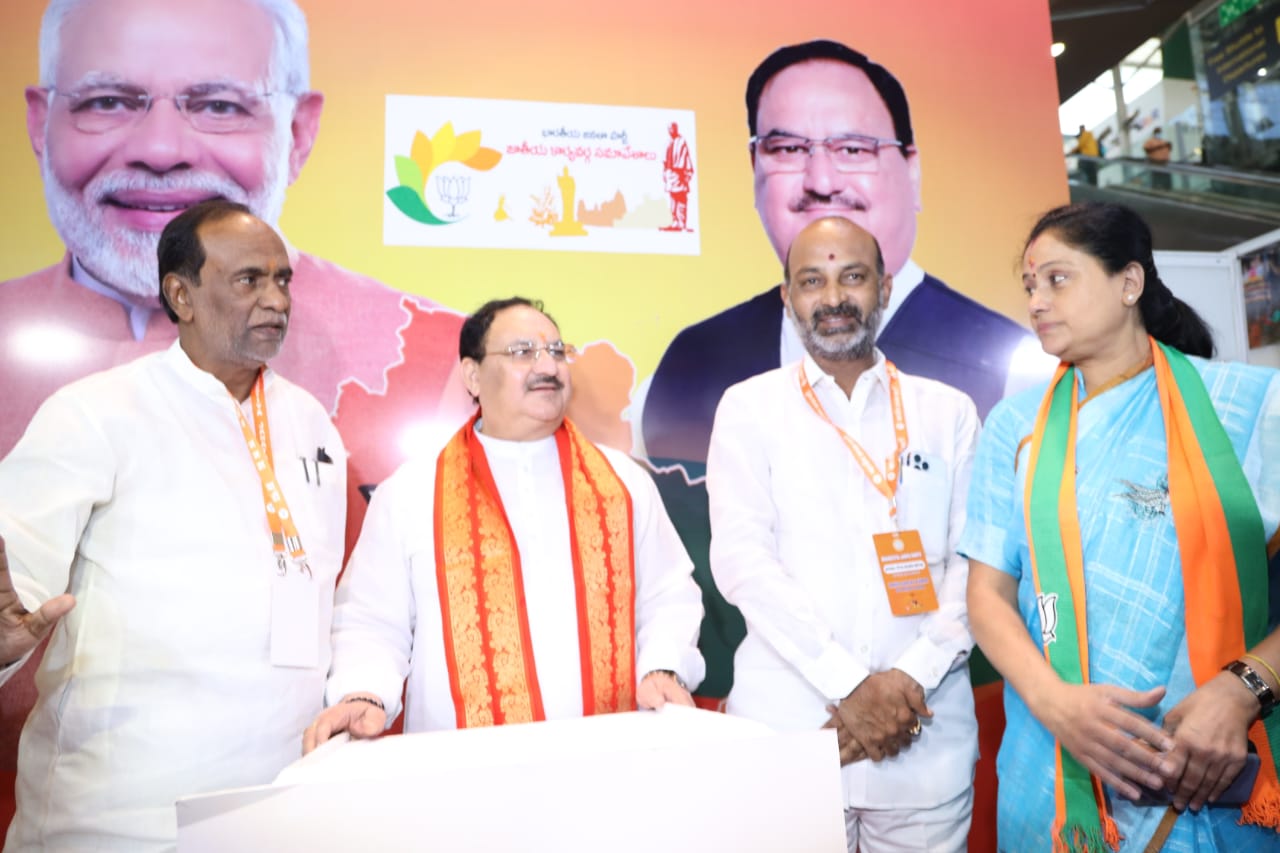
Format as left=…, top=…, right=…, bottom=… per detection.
left=1067, top=155, right=1280, bottom=223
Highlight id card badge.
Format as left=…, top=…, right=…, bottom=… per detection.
left=872, top=529, right=939, bottom=616
left=271, top=567, right=320, bottom=668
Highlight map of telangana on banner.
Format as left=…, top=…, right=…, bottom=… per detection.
left=384, top=96, right=700, bottom=255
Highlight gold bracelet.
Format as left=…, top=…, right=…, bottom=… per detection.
left=1243, top=653, right=1280, bottom=690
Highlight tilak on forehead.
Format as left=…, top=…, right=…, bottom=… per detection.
left=829, top=252, right=836, bottom=260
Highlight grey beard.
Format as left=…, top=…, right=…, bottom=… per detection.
left=789, top=300, right=883, bottom=362
left=40, top=124, right=291, bottom=304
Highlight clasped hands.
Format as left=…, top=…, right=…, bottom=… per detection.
left=1038, top=675, right=1260, bottom=812
left=822, top=668, right=931, bottom=765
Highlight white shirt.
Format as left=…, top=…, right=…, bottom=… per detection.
left=0, top=342, right=346, bottom=852
left=706, top=351, right=979, bottom=810
left=325, top=427, right=705, bottom=729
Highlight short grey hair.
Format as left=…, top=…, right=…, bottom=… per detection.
left=38, top=0, right=311, bottom=94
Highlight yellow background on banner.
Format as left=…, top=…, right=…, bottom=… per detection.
left=0, top=0, right=1066, bottom=383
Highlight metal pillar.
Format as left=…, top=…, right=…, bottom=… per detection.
left=1112, top=64, right=1132, bottom=157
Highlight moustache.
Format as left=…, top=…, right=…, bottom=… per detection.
left=255, top=312, right=289, bottom=328
left=790, top=193, right=867, bottom=214
left=90, top=170, right=250, bottom=207
left=811, top=302, right=865, bottom=327
left=525, top=376, right=564, bottom=392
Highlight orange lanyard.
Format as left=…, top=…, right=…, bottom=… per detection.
left=232, top=371, right=311, bottom=576
left=798, top=360, right=908, bottom=518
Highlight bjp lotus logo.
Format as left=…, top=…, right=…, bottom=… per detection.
left=388, top=122, right=502, bottom=225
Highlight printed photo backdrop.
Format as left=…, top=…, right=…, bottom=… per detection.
left=2, top=0, right=1066, bottom=376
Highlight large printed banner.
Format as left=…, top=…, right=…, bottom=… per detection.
left=0, top=1, right=1066, bottom=385
left=0, top=0, right=1066, bottom=848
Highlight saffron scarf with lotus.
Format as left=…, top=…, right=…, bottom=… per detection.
left=1024, top=337, right=1280, bottom=851
left=433, top=415, right=636, bottom=729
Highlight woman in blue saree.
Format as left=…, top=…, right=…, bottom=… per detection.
left=962, top=202, right=1280, bottom=851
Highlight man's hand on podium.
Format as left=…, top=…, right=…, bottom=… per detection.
left=303, top=692, right=388, bottom=755
left=637, top=669, right=695, bottom=710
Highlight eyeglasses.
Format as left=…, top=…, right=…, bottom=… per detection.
left=485, top=342, right=578, bottom=364
left=750, top=133, right=906, bottom=173
left=46, top=84, right=283, bottom=134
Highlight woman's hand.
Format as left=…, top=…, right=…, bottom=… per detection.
left=1157, top=671, right=1258, bottom=811
left=1034, top=681, right=1173, bottom=801
left=969, top=563, right=1180, bottom=801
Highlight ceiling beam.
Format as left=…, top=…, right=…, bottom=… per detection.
left=1050, top=0, right=1196, bottom=101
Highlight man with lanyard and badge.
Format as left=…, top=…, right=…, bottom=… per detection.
left=303, top=297, right=704, bottom=750
left=706, top=216, right=979, bottom=851
left=0, top=199, right=345, bottom=851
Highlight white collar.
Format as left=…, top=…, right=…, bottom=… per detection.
left=473, top=421, right=559, bottom=458
left=798, top=348, right=887, bottom=393
left=162, top=339, right=276, bottom=404
left=71, top=256, right=158, bottom=342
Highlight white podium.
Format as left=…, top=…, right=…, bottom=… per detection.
left=177, top=706, right=845, bottom=852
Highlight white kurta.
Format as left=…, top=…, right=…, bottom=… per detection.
left=0, top=342, right=346, bottom=852
left=707, top=352, right=979, bottom=810
left=325, top=428, right=705, bottom=729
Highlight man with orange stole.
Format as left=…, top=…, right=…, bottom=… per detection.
left=305, top=297, right=704, bottom=747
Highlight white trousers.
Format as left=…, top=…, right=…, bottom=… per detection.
left=843, top=786, right=973, bottom=853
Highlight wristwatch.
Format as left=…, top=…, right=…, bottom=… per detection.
left=647, top=669, right=688, bottom=690
left=1223, top=659, right=1277, bottom=719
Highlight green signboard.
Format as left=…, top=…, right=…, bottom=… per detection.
left=1220, top=0, right=1261, bottom=28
